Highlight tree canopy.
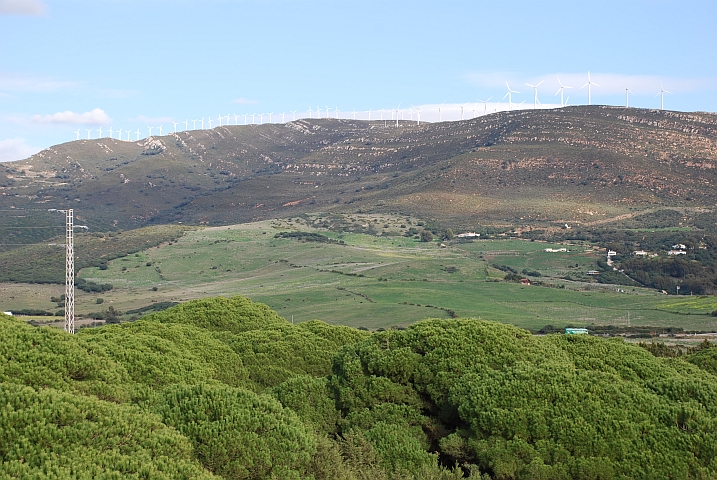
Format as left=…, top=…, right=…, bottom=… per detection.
left=2, top=298, right=717, bottom=479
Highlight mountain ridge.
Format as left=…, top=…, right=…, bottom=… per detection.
left=2, top=106, right=716, bottom=239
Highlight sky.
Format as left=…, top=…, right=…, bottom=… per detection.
left=0, top=0, right=715, bottom=162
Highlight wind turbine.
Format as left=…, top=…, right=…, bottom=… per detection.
left=656, top=82, right=672, bottom=110
left=98, top=127, right=103, bottom=137
left=268, top=112, right=273, bottom=123
left=325, top=106, right=331, bottom=119
left=308, top=106, right=313, bottom=119
left=74, top=130, right=80, bottom=140
left=525, top=80, right=544, bottom=109
left=148, top=126, right=153, bottom=136
left=411, top=105, right=422, bottom=125
left=625, top=85, right=633, bottom=107
left=200, top=118, right=205, bottom=129
left=108, top=127, right=113, bottom=138
left=503, top=82, right=520, bottom=111
left=395, top=103, right=401, bottom=127
left=281, top=112, right=285, bottom=122
left=86, top=129, right=91, bottom=139
left=316, top=106, right=322, bottom=118
left=126, top=130, right=131, bottom=141
left=581, top=71, right=599, bottom=105
left=184, top=120, right=189, bottom=130
left=208, top=118, right=213, bottom=128
left=352, top=108, right=357, bottom=120
left=117, top=128, right=122, bottom=140
left=555, top=78, right=572, bottom=107
left=243, top=114, right=249, bottom=125
left=158, top=125, right=163, bottom=136
left=477, top=97, right=493, bottom=115
left=192, top=119, right=197, bottom=129
left=218, top=115, right=222, bottom=127
left=234, top=114, right=239, bottom=125
left=259, top=113, right=264, bottom=124
left=172, top=121, right=178, bottom=133
left=291, top=110, right=297, bottom=121
left=226, top=114, right=230, bottom=125
left=460, top=103, right=466, bottom=120
left=135, top=129, right=140, bottom=140
left=437, top=101, right=445, bottom=122
left=251, top=114, right=255, bottom=124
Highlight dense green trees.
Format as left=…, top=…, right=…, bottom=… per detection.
left=3, top=299, right=717, bottom=479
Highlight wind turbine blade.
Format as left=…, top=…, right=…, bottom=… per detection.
left=536, top=80, right=544, bottom=87
left=581, top=83, right=589, bottom=89
left=592, top=82, right=600, bottom=87
left=665, top=90, right=672, bottom=94
left=555, top=88, right=562, bottom=96
left=503, top=92, right=510, bottom=100
left=654, top=92, right=661, bottom=97
left=486, top=96, right=492, bottom=102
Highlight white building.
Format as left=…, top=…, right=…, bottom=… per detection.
left=2, top=311, right=12, bottom=316
left=456, top=232, right=480, bottom=238
left=668, top=250, right=687, bottom=255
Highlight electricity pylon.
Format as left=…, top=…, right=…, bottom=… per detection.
left=49, top=208, right=87, bottom=334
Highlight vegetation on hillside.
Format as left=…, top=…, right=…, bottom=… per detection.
left=0, top=224, right=189, bottom=285
left=2, top=296, right=717, bottom=478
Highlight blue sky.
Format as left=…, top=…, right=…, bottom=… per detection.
left=1, top=0, right=715, bottom=161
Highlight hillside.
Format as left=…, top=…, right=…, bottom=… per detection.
left=3, top=297, right=717, bottom=479
left=2, top=106, right=716, bottom=241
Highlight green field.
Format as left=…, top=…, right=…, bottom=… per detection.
left=23, top=218, right=704, bottom=331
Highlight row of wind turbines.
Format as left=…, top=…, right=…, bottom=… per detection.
left=73, top=72, right=674, bottom=142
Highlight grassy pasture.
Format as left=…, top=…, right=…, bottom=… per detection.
left=67, top=219, right=717, bottom=331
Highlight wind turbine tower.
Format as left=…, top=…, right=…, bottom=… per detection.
left=74, top=130, right=80, bottom=140
left=525, top=80, right=544, bottom=109
left=86, top=129, right=92, bottom=139
left=555, top=78, right=573, bottom=107
left=656, top=82, right=672, bottom=110
left=503, top=83, right=520, bottom=111
left=477, top=97, right=493, bottom=115
left=172, top=121, right=178, bottom=133
left=581, top=71, right=599, bottom=106
left=625, top=86, right=633, bottom=107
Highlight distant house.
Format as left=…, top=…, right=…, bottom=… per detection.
left=2, top=311, right=12, bottom=316
left=672, top=244, right=687, bottom=250
left=520, top=278, right=531, bottom=285
left=633, top=250, right=648, bottom=256
left=544, top=248, right=568, bottom=253
left=456, top=232, right=480, bottom=238
left=587, top=270, right=599, bottom=275
left=565, top=328, right=589, bottom=335
left=668, top=250, right=687, bottom=255
left=607, top=250, right=617, bottom=257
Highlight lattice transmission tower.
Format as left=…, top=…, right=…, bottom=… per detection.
left=49, top=208, right=86, bottom=334
left=64, top=209, right=75, bottom=334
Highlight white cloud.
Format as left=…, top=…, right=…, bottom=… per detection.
left=0, top=73, right=77, bottom=93
left=0, top=138, right=41, bottom=162
left=0, top=0, right=47, bottom=16
left=466, top=72, right=716, bottom=97
left=128, top=115, right=175, bottom=125
left=233, top=97, right=259, bottom=105
left=31, top=108, right=111, bottom=126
